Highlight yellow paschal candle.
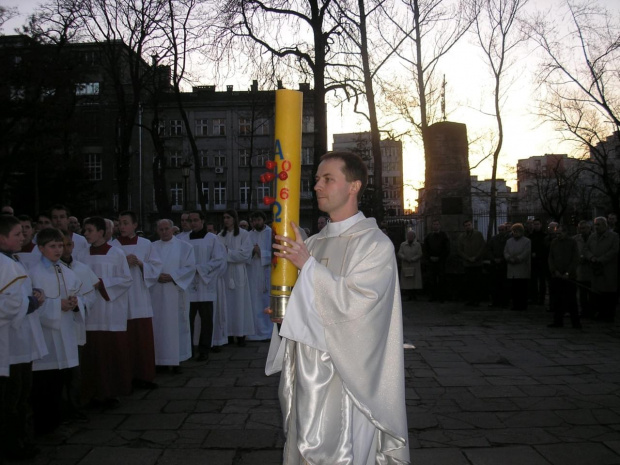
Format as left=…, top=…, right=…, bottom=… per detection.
left=270, top=89, right=303, bottom=319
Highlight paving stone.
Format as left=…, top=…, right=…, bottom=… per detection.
left=202, top=429, right=278, bottom=448
left=156, top=448, right=236, bottom=465
left=484, top=427, right=558, bottom=445
left=79, top=447, right=162, bottom=465
left=237, top=449, right=284, bottom=464
left=410, top=448, right=469, bottom=465
left=199, top=387, right=256, bottom=400
left=499, top=411, right=565, bottom=428
left=146, top=387, right=204, bottom=400
left=535, top=442, right=620, bottom=465
left=464, top=445, right=550, bottom=465
left=468, top=385, right=527, bottom=398
left=118, top=413, right=187, bottom=430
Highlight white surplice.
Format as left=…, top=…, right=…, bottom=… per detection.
left=0, top=253, right=34, bottom=376
left=180, top=232, right=227, bottom=346
left=110, top=237, right=162, bottom=320
left=9, top=255, right=48, bottom=366
left=267, top=212, right=410, bottom=465
left=63, top=258, right=99, bottom=345
left=246, top=225, right=273, bottom=341
left=218, top=228, right=255, bottom=337
left=81, top=246, right=133, bottom=331
left=151, top=237, right=195, bottom=365
left=30, top=258, right=83, bottom=371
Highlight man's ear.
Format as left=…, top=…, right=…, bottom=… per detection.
left=350, top=180, right=361, bottom=195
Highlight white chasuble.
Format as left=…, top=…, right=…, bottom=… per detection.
left=151, top=237, right=195, bottom=365
left=269, top=212, right=410, bottom=465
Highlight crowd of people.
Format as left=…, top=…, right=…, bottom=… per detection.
left=397, top=215, right=619, bottom=328
left=0, top=204, right=274, bottom=460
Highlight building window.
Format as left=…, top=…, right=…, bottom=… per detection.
left=240, top=181, right=250, bottom=206
left=213, top=118, right=226, bottom=136
left=239, top=149, right=250, bottom=167
left=169, top=151, right=182, bottom=168
left=302, top=148, right=312, bottom=165
left=302, top=116, right=314, bottom=133
left=195, top=118, right=208, bottom=136
left=75, top=82, right=100, bottom=96
left=214, top=150, right=226, bottom=167
left=257, top=185, right=270, bottom=204
left=214, top=182, right=226, bottom=206
left=170, top=119, right=182, bottom=136
left=239, top=118, right=251, bottom=136
left=198, top=182, right=209, bottom=205
left=252, top=149, right=269, bottom=167
left=85, top=154, right=102, bottom=181
left=170, top=182, right=183, bottom=209
left=199, top=150, right=209, bottom=168
left=301, top=179, right=312, bottom=198
left=157, top=120, right=165, bottom=136
left=256, top=119, right=269, bottom=135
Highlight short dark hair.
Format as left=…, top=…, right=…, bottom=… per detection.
left=463, top=219, right=472, bottom=225
left=319, top=151, right=368, bottom=201
left=119, top=210, right=138, bottom=224
left=189, top=210, right=204, bottom=220
left=37, top=228, right=64, bottom=246
left=0, top=215, right=20, bottom=236
left=250, top=211, right=266, bottom=220
left=84, top=216, right=106, bottom=232
left=18, top=214, right=33, bottom=226
left=50, top=204, right=70, bottom=216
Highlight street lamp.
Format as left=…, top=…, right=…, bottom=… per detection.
left=182, top=159, right=192, bottom=210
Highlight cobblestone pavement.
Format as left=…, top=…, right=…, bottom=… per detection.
left=20, top=300, right=620, bottom=465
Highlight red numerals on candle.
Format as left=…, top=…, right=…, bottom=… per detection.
left=280, top=188, right=289, bottom=200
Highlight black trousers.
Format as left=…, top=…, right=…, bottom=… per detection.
left=463, top=266, right=483, bottom=304
left=549, top=278, right=580, bottom=327
left=427, top=261, right=446, bottom=301
left=530, top=263, right=547, bottom=304
left=591, top=291, right=617, bottom=322
left=491, top=261, right=508, bottom=306
left=0, top=362, right=33, bottom=452
left=31, top=369, right=66, bottom=434
left=510, top=278, right=529, bottom=311
left=190, top=301, right=214, bottom=355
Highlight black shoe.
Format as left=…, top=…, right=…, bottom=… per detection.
left=172, top=366, right=182, bottom=374
left=573, top=323, right=583, bottom=329
left=196, top=353, right=209, bottom=361
left=547, top=323, right=563, bottom=328
left=237, top=337, right=246, bottom=347
left=211, top=346, right=221, bottom=353
left=102, top=397, right=120, bottom=410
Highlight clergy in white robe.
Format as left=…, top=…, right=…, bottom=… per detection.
left=246, top=212, right=273, bottom=341
left=81, top=217, right=133, bottom=402
left=267, top=154, right=409, bottom=464
left=151, top=220, right=195, bottom=366
left=218, top=210, right=255, bottom=343
left=180, top=211, right=227, bottom=359
left=111, top=211, right=162, bottom=386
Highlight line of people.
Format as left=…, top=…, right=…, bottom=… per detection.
left=0, top=204, right=274, bottom=461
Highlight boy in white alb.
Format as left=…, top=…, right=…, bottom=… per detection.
left=0, top=215, right=46, bottom=460
left=80, top=217, right=133, bottom=408
left=29, top=228, right=82, bottom=434
left=111, top=211, right=162, bottom=389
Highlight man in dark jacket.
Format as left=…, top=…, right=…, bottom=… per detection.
left=547, top=224, right=581, bottom=328
left=423, top=219, right=450, bottom=302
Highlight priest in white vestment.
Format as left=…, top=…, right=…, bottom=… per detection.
left=151, top=219, right=196, bottom=367
left=246, top=211, right=273, bottom=341
left=267, top=153, right=410, bottom=464
left=218, top=210, right=255, bottom=345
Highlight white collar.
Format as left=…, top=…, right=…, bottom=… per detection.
left=323, top=211, right=365, bottom=237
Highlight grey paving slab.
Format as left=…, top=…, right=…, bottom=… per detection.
left=535, top=442, right=620, bottom=465
left=156, top=448, right=236, bottom=465
left=464, top=445, right=551, bottom=465
left=118, top=413, right=187, bottom=430
left=79, top=447, right=162, bottom=465
left=410, top=448, right=469, bottom=465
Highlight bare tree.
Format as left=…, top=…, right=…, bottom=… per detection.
left=382, top=0, right=477, bottom=160
left=218, top=0, right=345, bottom=169
left=71, top=0, right=169, bottom=211
left=474, top=0, right=528, bottom=240
left=0, top=6, right=18, bottom=32
left=529, top=0, right=620, bottom=214
left=518, top=155, right=582, bottom=221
